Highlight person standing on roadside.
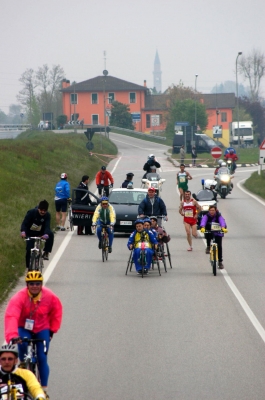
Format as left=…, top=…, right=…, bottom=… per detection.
left=177, top=164, right=192, bottom=201
left=191, top=146, right=197, bottom=167
left=121, top=172, right=134, bottom=188
left=54, top=173, right=70, bottom=231
left=76, top=175, right=92, bottom=235
left=179, top=190, right=201, bottom=251
left=180, top=146, right=185, bottom=164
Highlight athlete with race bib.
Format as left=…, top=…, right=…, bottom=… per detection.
left=179, top=190, right=201, bottom=251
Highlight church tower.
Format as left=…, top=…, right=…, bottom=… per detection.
left=153, top=50, right=162, bottom=93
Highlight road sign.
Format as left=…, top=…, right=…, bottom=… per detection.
left=86, top=142, right=94, bottom=151
left=259, top=139, right=265, bottom=150
left=175, top=121, right=190, bottom=126
left=211, top=146, right=222, bottom=159
left=151, top=115, right=160, bottom=126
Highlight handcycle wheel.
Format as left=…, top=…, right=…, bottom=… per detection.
left=166, top=242, right=172, bottom=268
left=159, top=245, right=167, bottom=273
left=153, top=250, right=161, bottom=276
left=126, top=250, right=133, bottom=275
left=139, top=250, right=145, bottom=278
left=212, top=245, right=217, bottom=276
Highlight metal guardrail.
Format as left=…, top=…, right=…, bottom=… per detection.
left=109, top=126, right=166, bottom=141
left=0, top=124, right=32, bottom=131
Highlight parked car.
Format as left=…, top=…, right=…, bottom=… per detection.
left=108, top=188, right=148, bottom=233
left=43, top=121, right=55, bottom=130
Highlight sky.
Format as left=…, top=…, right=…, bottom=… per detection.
left=1, top=0, right=265, bottom=113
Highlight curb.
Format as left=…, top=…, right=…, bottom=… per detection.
left=167, top=155, right=258, bottom=169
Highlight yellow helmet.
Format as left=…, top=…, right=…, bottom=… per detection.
left=25, top=271, right=43, bottom=282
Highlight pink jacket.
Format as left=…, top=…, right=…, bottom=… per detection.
left=5, top=287, right=63, bottom=343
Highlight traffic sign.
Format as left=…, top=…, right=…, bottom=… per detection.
left=211, top=146, right=222, bottom=159
left=175, top=121, right=190, bottom=126
left=259, top=139, right=265, bottom=150
left=86, top=142, right=94, bottom=151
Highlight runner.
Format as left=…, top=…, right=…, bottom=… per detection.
left=179, top=190, right=201, bottom=251
left=176, top=164, right=192, bottom=201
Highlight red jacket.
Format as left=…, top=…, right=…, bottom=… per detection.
left=224, top=153, right=238, bottom=161
left=5, top=287, right=63, bottom=342
left=95, top=170, right=114, bottom=186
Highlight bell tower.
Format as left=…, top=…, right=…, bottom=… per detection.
left=153, top=50, right=162, bottom=93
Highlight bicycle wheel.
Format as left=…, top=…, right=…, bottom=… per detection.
left=126, top=251, right=133, bottom=275
left=39, top=256, right=44, bottom=273
left=153, top=250, right=161, bottom=276
left=101, top=238, right=106, bottom=262
left=68, top=208, right=73, bottom=231
left=29, top=253, right=39, bottom=271
left=212, top=245, right=217, bottom=276
left=159, top=246, right=167, bottom=273
left=166, top=242, right=172, bottom=268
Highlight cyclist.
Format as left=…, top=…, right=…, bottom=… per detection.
left=177, top=164, right=192, bottom=201
left=92, top=197, right=116, bottom=253
left=121, top=172, right=134, bottom=188
left=20, top=200, right=54, bottom=267
left=200, top=204, right=227, bottom=269
left=95, top=166, right=114, bottom=197
left=4, top=271, right=63, bottom=397
left=138, top=187, right=168, bottom=220
left=179, top=190, right=201, bottom=251
left=0, top=344, right=46, bottom=399
left=143, top=154, right=161, bottom=178
left=127, top=219, right=158, bottom=275
left=75, top=175, right=92, bottom=235
left=54, top=172, right=71, bottom=231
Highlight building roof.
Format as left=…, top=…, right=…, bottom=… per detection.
left=201, top=93, right=235, bottom=109
left=61, top=75, right=148, bottom=93
left=143, top=94, right=168, bottom=111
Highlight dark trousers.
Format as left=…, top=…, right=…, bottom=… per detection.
left=205, top=233, right=223, bottom=261
left=25, top=232, right=54, bottom=268
left=77, top=225, right=93, bottom=235
left=98, top=185, right=109, bottom=197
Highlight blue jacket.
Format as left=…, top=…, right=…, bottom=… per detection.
left=54, top=180, right=70, bottom=200
left=138, top=195, right=167, bottom=217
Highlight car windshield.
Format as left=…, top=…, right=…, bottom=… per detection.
left=109, top=190, right=146, bottom=205
left=196, top=190, right=215, bottom=201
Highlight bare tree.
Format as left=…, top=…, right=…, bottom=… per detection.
left=17, top=69, right=39, bottom=124
left=238, top=49, right=265, bottom=102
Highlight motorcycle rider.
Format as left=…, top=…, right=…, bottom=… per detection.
left=224, top=149, right=238, bottom=173
left=214, top=159, right=224, bottom=175
left=143, top=154, right=161, bottom=178
left=214, top=162, right=233, bottom=194
left=146, top=165, right=161, bottom=180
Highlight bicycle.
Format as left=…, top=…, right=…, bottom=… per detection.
left=101, top=224, right=111, bottom=262
left=25, top=237, right=46, bottom=273
left=0, top=377, right=33, bottom=399
left=67, top=198, right=73, bottom=231
left=98, top=184, right=113, bottom=198
left=205, top=225, right=222, bottom=276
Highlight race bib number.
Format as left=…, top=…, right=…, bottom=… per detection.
left=184, top=210, right=193, bottom=218
left=101, top=180, right=104, bottom=184
left=179, top=177, right=186, bottom=183
left=30, top=223, right=41, bottom=231
left=211, top=222, right=221, bottom=231
left=136, top=242, right=149, bottom=249
left=24, top=318, right=34, bottom=330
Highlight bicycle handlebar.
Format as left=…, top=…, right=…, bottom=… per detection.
left=24, top=237, right=46, bottom=241
left=11, top=337, right=47, bottom=353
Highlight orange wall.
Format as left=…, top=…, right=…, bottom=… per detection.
left=205, top=108, right=233, bottom=147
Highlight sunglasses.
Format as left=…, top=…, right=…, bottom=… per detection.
left=101, top=202, right=108, bottom=205
left=28, top=282, right=42, bottom=286
left=0, top=357, right=16, bottom=361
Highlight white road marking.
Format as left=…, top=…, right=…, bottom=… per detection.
left=237, top=178, right=265, bottom=206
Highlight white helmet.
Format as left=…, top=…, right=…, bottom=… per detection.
left=221, top=162, right=226, bottom=167
left=148, top=154, right=155, bottom=159
left=218, top=159, right=223, bottom=166
left=204, top=180, right=216, bottom=190
left=61, top=172, right=67, bottom=179
left=0, top=344, right=18, bottom=356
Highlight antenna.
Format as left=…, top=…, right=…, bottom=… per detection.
left=103, top=50, right=106, bottom=70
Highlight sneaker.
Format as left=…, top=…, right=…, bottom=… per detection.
left=108, top=246, right=112, bottom=253
left=98, top=241, right=102, bottom=249
left=144, top=269, right=149, bottom=275
left=137, top=271, right=141, bottom=275
left=43, top=390, right=50, bottom=399
left=60, top=227, right=66, bottom=231
left=42, top=252, right=49, bottom=260
left=205, top=246, right=210, bottom=254
left=218, top=262, right=224, bottom=269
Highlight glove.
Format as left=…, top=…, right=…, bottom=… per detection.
left=67, top=197, right=72, bottom=202
left=109, top=184, right=113, bottom=188
left=200, top=227, right=205, bottom=233
left=41, top=234, right=49, bottom=240
left=20, top=231, right=26, bottom=238
left=221, top=228, right=228, bottom=233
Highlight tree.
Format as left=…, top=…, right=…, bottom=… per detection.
left=0, top=109, right=8, bottom=123
left=239, top=96, right=265, bottom=141
left=8, top=104, right=22, bottom=124
left=36, top=64, right=64, bottom=114
left=211, top=81, right=247, bottom=97
left=56, top=114, right=67, bottom=128
left=17, top=69, right=39, bottom=122
left=165, top=81, right=195, bottom=107
left=109, top=101, right=134, bottom=130
left=238, top=49, right=265, bottom=102
left=165, top=99, right=208, bottom=139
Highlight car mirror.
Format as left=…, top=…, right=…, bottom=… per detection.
left=192, top=193, right=197, bottom=200
left=160, top=179, right=165, bottom=183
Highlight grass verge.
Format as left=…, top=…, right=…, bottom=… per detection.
left=0, top=130, right=117, bottom=304
left=243, top=170, right=265, bottom=199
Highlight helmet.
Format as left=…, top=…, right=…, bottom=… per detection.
left=150, top=216, right=157, bottom=221
left=0, top=344, right=18, bottom=357
left=221, top=162, right=226, bottom=167
left=127, top=182, right=133, bottom=189
left=135, top=219, right=144, bottom=225
left=101, top=166, right=106, bottom=171
left=61, top=173, right=67, bottom=179
left=148, top=154, right=155, bottom=159
left=25, top=271, right=43, bottom=282
left=229, top=149, right=234, bottom=153
left=100, top=196, right=109, bottom=202
left=218, top=159, right=223, bottom=166
left=204, top=180, right=216, bottom=190
left=143, top=217, right=151, bottom=223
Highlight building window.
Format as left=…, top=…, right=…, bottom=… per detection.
left=92, top=93, right=98, bottom=104
left=130, top=93, right=136, bottom=103
left=70, top=93, right=77, bottom=104
left=221, top=112, right=227, bottom=122
left=146, top=114, right=151, bottom=128
left=92, top=115, right=98, bottom=125
left=108, top=93, right=115, bottom=104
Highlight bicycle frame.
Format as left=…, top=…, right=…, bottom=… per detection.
left=21, top=337, right=47, bottom=381
left=205, top=230, right=221, bottom=276
left=25, top=237, right=45, bottom=272
left=101, top=225, right=110, bottom=262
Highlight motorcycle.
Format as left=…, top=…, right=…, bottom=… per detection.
left=141, top=173, right=165, bottom=197
left=192, top=181, right=217, bottom=229
left=214, top=167, right=233, bottom=199
left=226, top=159, right=236, bottom=174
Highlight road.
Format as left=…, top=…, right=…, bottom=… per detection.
left=1, top=132, right=265, bottom=399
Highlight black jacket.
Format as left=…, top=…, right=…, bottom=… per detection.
left=143, top=160, right=161, bottom=173
left=21, top=208, right=51, bottom=236
left=75, top=182, right=91, bottom=205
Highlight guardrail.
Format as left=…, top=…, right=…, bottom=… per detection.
left=0, top=124, right=32, bottom=131
left=109, top=126, right=166, bottom=141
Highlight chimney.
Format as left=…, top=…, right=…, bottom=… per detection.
left=62, top=79, right=70, bottom=89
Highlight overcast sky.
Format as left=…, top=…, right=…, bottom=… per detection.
left=1, top=0, right=264, bottom=113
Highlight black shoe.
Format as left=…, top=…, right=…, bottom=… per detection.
left=144, top=269, right=149, bottom=275
left=205, top=246, right=210, bottom=254
left=61, top=227, right=66, bottom=231
left=108, top=247, right=112, bottom=253
left=42, top=252, right=49, bottom=260
left=98, top=241, right=102, bottom=249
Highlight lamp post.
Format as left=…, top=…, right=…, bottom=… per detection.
left=193, top=74, right=198, bottom=145
left=236, top=52, right=242, bottom=152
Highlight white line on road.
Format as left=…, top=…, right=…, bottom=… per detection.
left=237, top=178, right=265, bottom=206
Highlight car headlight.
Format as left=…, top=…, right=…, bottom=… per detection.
left=221, top=174, right=230, bottom=183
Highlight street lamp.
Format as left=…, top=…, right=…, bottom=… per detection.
left=194, top=74, right=198, bottom=145
left=236, top=52, right=242, bottom=151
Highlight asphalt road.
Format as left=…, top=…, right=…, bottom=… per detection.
left=1, top=132, right=265, bottom=399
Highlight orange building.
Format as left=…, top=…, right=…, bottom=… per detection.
left=61, top=75, right=235, bottom=145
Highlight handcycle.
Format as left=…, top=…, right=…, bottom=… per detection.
left=126, top=240, right=161, bottom=278
left=67, top=198, right=73, bottom=231
left=0, top=378, right=33, bottom=399
left=204, top=224, right=224, bottom=276
left=12, top=336, right=47, bottom=382
left=25, top=237, right=46, bottom=273
left=154, top=215, right=173, bottom=269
